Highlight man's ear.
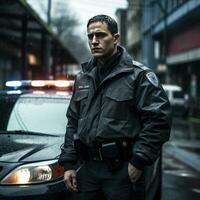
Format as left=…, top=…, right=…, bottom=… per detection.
left=113, top=33, right=120, bottom=44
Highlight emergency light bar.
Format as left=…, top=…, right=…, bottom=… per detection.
left=5, top=80, right=74, bottom=90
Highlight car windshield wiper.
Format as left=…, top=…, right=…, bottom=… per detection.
left=0, top=130, right=60, bottom=137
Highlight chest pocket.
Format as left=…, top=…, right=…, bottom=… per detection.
left=73, top=90, right=89, bottom=113
left=104, top=87, right=134, bottom=120
left=106, top=87, right=133, bottom=101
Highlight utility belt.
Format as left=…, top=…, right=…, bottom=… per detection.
left=73, top=135, right=133, bottom=171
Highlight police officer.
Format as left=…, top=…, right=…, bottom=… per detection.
left=59, top=15, right=171, bottom=200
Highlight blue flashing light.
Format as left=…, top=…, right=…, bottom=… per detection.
left=6, top=81, right=22, bottom=87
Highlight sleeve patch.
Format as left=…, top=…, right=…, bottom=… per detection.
left=146, top=72, right=159, bottom=87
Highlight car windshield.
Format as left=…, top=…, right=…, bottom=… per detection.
left=0, top=95, right=70, bottom=136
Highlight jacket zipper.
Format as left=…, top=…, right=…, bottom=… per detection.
left=95, top=91, right=103, bottom=140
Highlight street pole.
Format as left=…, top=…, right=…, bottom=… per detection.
left=44, top=0, right=52, bottom=79
left=153, top=1, right=168, bottom=198
left=21, top=15, right=28, bottom=79
left=156, top=0, right=169, bottom=83
left=47, top=0, right=51, bottom=25
left=156, top=0, right=167, bottom=58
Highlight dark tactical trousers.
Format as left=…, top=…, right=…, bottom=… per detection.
left=73, top=161, right=145, bottom=200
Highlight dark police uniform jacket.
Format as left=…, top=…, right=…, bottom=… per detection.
left=59, top=46, right=171, bottom=170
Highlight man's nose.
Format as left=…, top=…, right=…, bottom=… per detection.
left=91, top=35, right=99, bottom=44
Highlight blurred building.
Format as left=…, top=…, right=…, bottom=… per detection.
left=125, top=0, right=200, bottom=116
left=140, top=0, right=200, bottom=116
left=126, top=0, right=142, bottom=60
left=116, top=9, right=127, bottom=47
left=0, top=0, right=77, bottom=89
left=127, top=0, right=200, bottom=116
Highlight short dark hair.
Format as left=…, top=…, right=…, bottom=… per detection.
left=87, top=15, right=118, bottom=35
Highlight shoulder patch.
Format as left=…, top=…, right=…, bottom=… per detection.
left=146, top=72, right=159, bottom=87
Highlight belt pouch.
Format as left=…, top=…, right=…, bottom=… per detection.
left=101, top=142, right=123, bottom=171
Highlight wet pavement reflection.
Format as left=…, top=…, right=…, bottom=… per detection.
left=162, top=118, right=200, bottom=200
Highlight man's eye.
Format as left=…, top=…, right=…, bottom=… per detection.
left=88, top=34, right=93, bottom=40
left=95, top=32, right=106, bottom=38
left=87, top=32, right=107, bottom=40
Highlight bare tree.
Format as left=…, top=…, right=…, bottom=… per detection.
left=42, top=0, right=90, bottom=63
left=35, top=0, right=89, bottom=63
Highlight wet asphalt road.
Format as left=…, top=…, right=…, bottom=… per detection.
left=162, top=117, right=200, bottom=200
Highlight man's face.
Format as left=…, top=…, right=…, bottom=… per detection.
left=87, top=22, right=119, bottom=59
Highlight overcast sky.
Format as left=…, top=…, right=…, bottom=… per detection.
left=68, top=0, right=128, bottom=27
left=69, top=0, right=128, bottom=38
left=28, top=0, right=127, bottom=31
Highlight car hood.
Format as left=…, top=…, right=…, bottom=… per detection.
left=0, top=132, right=64, bottom=163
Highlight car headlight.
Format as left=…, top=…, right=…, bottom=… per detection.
left=1, top=160, right=64, bottom=185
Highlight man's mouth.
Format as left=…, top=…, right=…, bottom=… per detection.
left=92, top=48, right=102, bottom=51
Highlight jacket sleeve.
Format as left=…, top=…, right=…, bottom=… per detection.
left=129, top=70, right=172, bottom=170
left=58, top=79, right=79, bottom=171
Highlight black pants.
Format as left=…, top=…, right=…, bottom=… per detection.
left=73, top=161, right=145, bottom=200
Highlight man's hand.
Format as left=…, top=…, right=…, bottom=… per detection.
left=128, top=163, right=142, bottom=183
left=64, top=170, right=78, bottom=192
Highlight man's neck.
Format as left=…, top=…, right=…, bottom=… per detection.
left=98, top=48, right=118, bottom=65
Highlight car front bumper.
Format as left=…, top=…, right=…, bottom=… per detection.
left=0, top=178, right=72, bottom=200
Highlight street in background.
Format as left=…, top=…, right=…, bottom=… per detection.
left=162, top=118, right=200, bottom=200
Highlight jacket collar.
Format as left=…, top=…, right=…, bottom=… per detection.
left=81, top=46, right=133, bottom=74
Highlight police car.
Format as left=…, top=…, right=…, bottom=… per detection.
left=0, top=80, right=161, bottom=200
left=0, top=80, right=73, bottom=200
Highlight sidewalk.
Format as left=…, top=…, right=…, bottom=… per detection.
left=165, top=116, right=200, bottom=173
left=164, top=142, right=200, bottom=173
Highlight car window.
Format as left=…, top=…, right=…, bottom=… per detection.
left=173, top=91, right=184, bottom=99
left=0, top=97, right=17, bottom=130
left=6, top=97, right=70, bottom=135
